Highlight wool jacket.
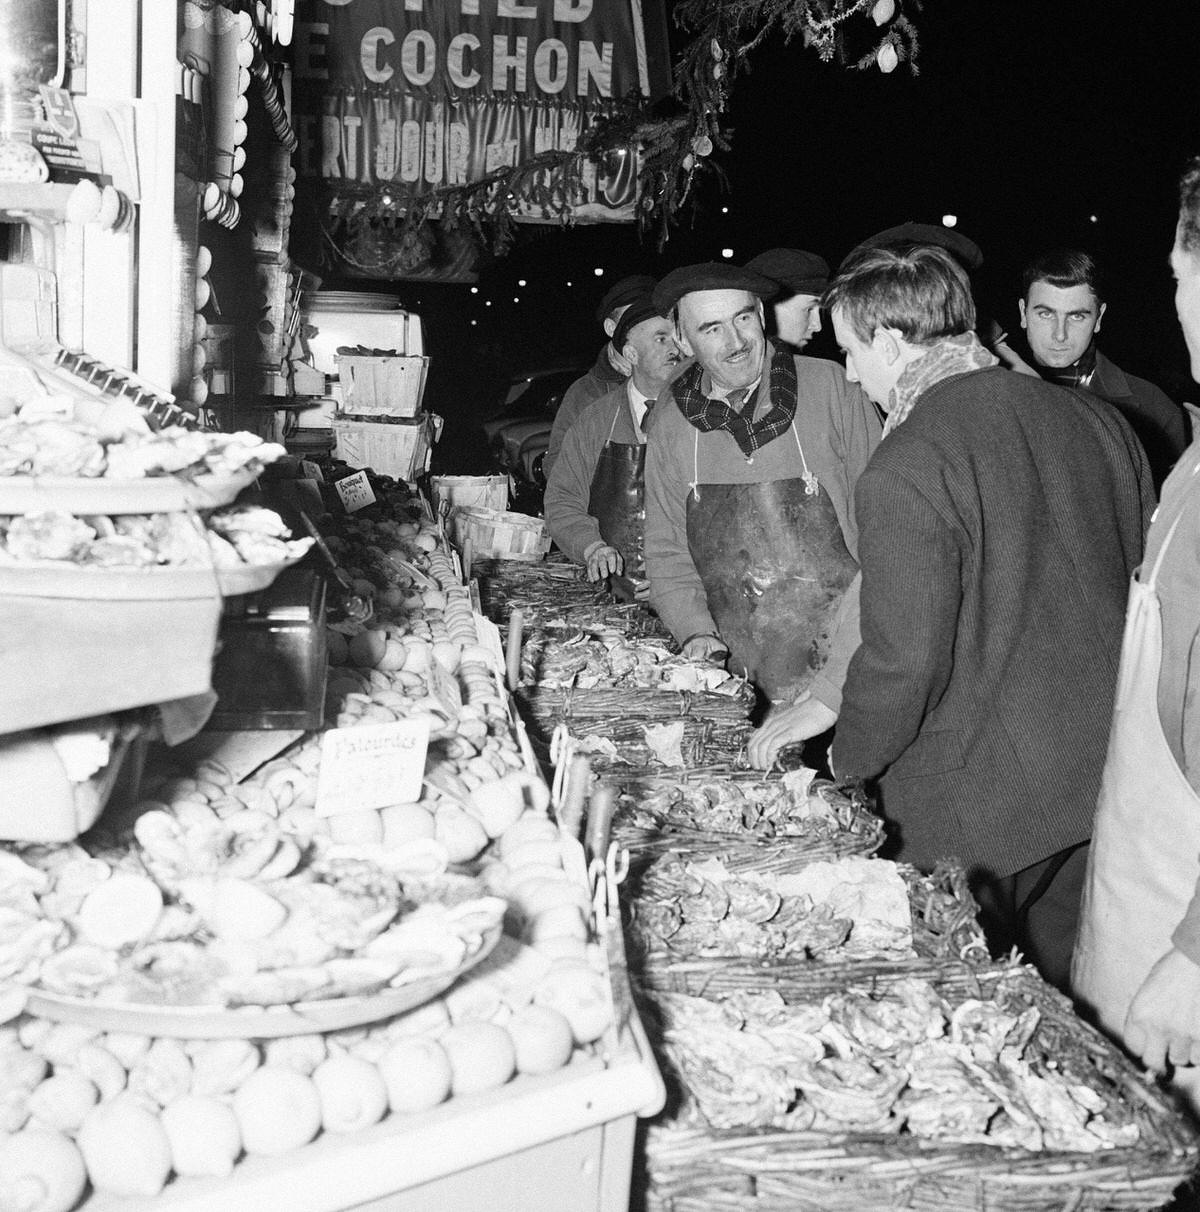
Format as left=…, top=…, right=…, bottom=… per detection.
left=544, top=382, right=644, bottom=564
left=1089, top=350, right=1187, bottom=490
left=543, top=345, right=626, bottom=479
left=831, top=367, right=1154, bottom=880
left=644, top=347, right=881, bottom=651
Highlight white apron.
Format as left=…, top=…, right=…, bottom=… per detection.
left=1073, top=452, right=1200, bottom=1105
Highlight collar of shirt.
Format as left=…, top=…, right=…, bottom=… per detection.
left=698, top=371, right=764, bottom=414
left=626, top=381, right=654, bottom=430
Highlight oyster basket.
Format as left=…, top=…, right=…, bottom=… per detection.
left=522, top=715, right=752, bottom=772
left=611, top=772, right=886, bottom=876
left=517, top=683, right=756, bottom=729
left=631, top=860, right=990, bottom=998
left=643, top=962, right=1199, bottom=1212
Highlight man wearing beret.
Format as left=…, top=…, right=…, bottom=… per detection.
left=543, top=274, right=655, bottom=479
left=644, top=261, right=881, bottom=713
left=545, top=284, right=682, bottom=594
left=744, top=248, right=830, bottom=355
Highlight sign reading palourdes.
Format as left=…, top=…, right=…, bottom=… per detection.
left=291, top=0, right=670, bottom=225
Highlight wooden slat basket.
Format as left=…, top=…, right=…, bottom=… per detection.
left=643, top=962, right=1199, bottom=1212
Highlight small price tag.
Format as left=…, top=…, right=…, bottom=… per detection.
left=299, top=460, right=325, bottom=482
left=334, top=470, right=376, bottom=513
left=315, top=718, right=430, bottom=816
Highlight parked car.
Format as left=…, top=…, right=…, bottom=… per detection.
left=479, top=363, right=586, bottom=514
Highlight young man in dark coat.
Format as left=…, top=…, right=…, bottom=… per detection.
left=1019, top=248, right=1187, bottom=489
left=824, top=245, right=1154, bottom=990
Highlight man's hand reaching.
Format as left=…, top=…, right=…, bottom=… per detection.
left=747, top=693, right=838, bottom=769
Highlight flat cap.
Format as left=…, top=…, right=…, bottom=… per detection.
left=611, top=291, right=667, bottom=351
left=744, top=248, right=830, bottom=296
left=652, top=262, right=778, bottom=313
left=841, top=222, right=984, bottom=272
left=595, top=274, right=658, bottom=325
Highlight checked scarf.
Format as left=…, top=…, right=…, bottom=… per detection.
left=673, top=348, right=798, bottom=458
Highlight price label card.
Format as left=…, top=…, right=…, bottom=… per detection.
left=335, top=470, right=376, bottom=513
left=299, top=460, right=325, bottom=482
left=315, top=718, right=429, bottom=816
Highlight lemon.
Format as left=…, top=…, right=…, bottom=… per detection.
left=440, top=1022, right=516, bottom=1096
left=232, top=1067, right=321, bottom=1155
left=0, top=1128, right=87, bottom=1212
left=375, top=1038, right=450, bottom=1117
left=497, top=813, right=559, bottom=857
left=528, top=903, right=589, bottom=946
left=161, top=1094, right=241, bottom=1177
left=533, top=964, right=612, bottom=1046
left=77, top=1095, right=172, bottom=1197
left=312, top=1055, right=388, bottom=1133
left=434, top=804, right=488, bottom=863
left=379, top=802, right=436, bottom=846
left=507, top=1005, right=575, bottom=1076
left=328, top=808, right=385, bottom=845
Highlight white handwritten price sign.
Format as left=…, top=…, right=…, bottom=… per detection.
left=334, top=470, right=376, bottom=512
left=315, top=717, right=430, bottom=816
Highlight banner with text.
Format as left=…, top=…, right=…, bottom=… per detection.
left=292, top=0, right=669, bottom=227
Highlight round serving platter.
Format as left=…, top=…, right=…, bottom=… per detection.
left=25, top=923, right=502, bottom=1039
left=0, top=467, right=257, bottom=514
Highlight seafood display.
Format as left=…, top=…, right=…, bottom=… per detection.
left=657, top=977, right=1140, bottom=1151
left=0, top=506, right=312, bottom=571
left=616, top=768, right=883, bottom=851
left=633, top=856, right=915, bottom=962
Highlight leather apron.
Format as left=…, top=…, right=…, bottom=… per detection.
left=1072, top=452, right=1200, bottom=1108
left=684, top=424, right=857, bottom=702
left=587, top=401, right=647, bottom=580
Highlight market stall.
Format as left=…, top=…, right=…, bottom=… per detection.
left=468, top=543, right=1200, bottom=1210
left=0, top=6, right=661, bottom=1208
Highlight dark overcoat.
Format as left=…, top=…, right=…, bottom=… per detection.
left=832, top=367, right=1154, bottom=879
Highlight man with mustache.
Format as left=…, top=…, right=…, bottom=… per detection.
left=543, top=274, right=654, bottom=480
left=545, top=283, right=682, bottom=597
left=643, top=262, right=880, bottom=710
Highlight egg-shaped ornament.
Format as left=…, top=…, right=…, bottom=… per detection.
left=872, top=0, right=896, bottom=25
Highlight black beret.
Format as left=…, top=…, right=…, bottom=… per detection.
left=652, top=262, right=778, bottom=313
left=841, top=222, right=984, bottom=272
left=611, top=295, right=667, bottom=352
left=595, top=274, right=658, bottom=325
left=744, top=248, right=830, bottom=296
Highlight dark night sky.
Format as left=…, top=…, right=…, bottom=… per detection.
left=361, top=0, right=1200, bottom=469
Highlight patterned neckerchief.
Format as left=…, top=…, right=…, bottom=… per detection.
left=883, top=331, right=999, bottom=437
left=673, top=347, right=798, bottom=459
